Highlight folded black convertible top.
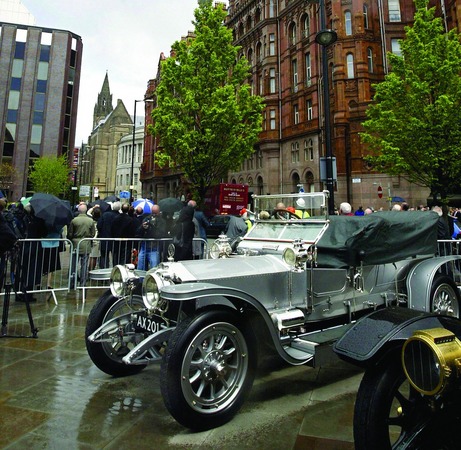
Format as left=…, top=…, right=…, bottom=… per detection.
left=316, top=211, right=440, bottom=268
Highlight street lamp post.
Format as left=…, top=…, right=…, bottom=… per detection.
left=315, top=0, right=337, bottom=214
left=130, top=98, right=154, bottom=202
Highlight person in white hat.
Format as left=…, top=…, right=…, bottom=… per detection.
left=295, top=198, right=310, bottom=218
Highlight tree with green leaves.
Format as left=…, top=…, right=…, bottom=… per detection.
left=150, top=0, right=264, bottom=203
left=29, top=155, right=71, bottom=197
left=361, top=0, right=461, bottom=203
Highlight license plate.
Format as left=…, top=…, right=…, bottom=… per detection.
left=135, top=312, right=168, bottom=334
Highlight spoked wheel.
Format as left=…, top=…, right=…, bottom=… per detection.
left=430, top=275, right=460, bottom=317
left=354, top=353, right=461, bottom=450
left=85, top=290, right=147, bottom=376
left=160, top=309, right=257, bottom=430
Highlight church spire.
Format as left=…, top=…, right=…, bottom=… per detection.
left=93, top=71, right=113, bottom=127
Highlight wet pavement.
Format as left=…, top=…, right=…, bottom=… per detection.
left=0, top=288, right=363, bottom=449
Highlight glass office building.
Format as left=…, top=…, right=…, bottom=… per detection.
left=0, top=21, right=82, bottom=200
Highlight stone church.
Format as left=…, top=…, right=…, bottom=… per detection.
left=82, top=73, right=132, bottom=200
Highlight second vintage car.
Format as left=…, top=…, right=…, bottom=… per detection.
left=85, top=190, right=461, bottom=430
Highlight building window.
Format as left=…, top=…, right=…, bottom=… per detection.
left=37, top=62, right=49, bottom=80
left=302, top=14, right=310, bottom=38
left=12, top=59, right=23, bottom=77
left=304, top=139, right=314, bottom=161
left=263, top=109, right=267, bottom=130
left=388, top=0, right=401, bottom=22
left=36, top=80, right=47, bottom=93
left=391, top=39, right=402, bottom=56
left=363, top=4, right=369, bottom=28
left=14, top=41, right=25, bottom=59
left=40, top=45, right=50, bottom=62
left=269, top=0, right=276, bottom=18
left=269, top=33, right=275, bottom=55
left=345, top=11, right=352, bottom=36
left=256, top=42, right=262, bottom=61
left=291, top=142, right=300, bottom=163
left=10, top=77, right=21, bottom=90
left=306, top=99, right=313, bottom=121
left=289, top=22, right=296, bottom=46
left=257, top=149, right=263, bottom=168
left=367, top=47, right=374, bottom=73
left=293, top=104, right=299, bottom=125
left=31, top=124, right=42, bottom=145
left=259, top=74, right=263, bottom=95
left=270, top=109, right=276, bottom=130
left=269, top=68, right=276, bottom=93
left=346, top=53, right=355, bottom=79
left=305, top=52, right=312, bottom=86
left=292, top=58, right=298, bottom=91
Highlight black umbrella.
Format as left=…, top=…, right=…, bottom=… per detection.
left=30, top=193, right=73, bottom=230
left=103, top=195, right=119, bottom=203
left=158, top=197, right=184, bottom=217
left=89, top=200, right=111, bottom=213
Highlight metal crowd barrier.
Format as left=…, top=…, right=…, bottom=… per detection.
left=0, top=238, right=73, bottom=305
left=75, top=237, right=208, bottom=302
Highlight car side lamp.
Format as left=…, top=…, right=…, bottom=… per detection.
left=402, top=327, right=461, bottom=396
left=209, top=234, right=233, bottom=259
left=282, top=239, right=315, bottom=270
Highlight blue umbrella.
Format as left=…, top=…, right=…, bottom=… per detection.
left=132, top=198, right=154, bottom=214
left=392, top=196, right=405, bottom=202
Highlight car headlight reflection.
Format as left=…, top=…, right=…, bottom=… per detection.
left=142, top=272, right=171, bottom=310
left=110, top=264, right=137, bottom=297
left=402, top=327, right=461, bottom=396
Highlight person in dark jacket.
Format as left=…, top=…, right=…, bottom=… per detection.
left=112, top=203, right=138, bottom=265
left=173, top=205, right=196, bottom=261
left=17, top=205, right=47, bottom=302
left=97, top=201, right=121, bottom=268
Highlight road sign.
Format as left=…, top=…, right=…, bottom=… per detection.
left=377, top=186, right=383, bottom=198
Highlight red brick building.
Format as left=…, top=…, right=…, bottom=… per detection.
left=142, top=0, right=460, bottom=209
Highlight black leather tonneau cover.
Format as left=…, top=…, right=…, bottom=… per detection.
left=316, top=210, right=439, bottom=268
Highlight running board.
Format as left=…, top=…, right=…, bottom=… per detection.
left=285, top=323, right=354, bottom=367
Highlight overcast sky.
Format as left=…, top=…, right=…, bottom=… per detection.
left=21, top=0, right=218, bottom=145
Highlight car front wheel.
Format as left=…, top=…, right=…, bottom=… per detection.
left=85, top=290, right=147, bottom=376
left=160, top=309, right=257, bottom=430
left=354, top=352, right=461, bottom=450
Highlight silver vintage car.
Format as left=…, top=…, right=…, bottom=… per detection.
left=85, top=191, right=460, bottom=430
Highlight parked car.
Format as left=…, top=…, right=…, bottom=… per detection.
left=334, top=307, right=461, bottom=450
left=85, top=190, right=461, bottom=430
left=206, top=214, right=231, bottom=238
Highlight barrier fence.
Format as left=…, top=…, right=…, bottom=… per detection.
left=0, top=237, right=208, bottom=304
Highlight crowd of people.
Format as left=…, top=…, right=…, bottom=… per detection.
left=0, top=196, right=210, bottom=299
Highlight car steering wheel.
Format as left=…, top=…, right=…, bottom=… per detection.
left=273, top=208, right=300, bottom=220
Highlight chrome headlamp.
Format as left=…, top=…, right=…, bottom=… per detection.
left=110, top=264, right=138, bottom=297
left=142, top=271, right=171, bottom=310
left=402, top=327, right=461, bottom=396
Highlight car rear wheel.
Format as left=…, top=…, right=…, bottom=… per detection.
left=430, top=274, right=460, bottom=317
left=160, top=309, right=257, bottom=430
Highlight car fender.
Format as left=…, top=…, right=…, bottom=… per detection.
left=333, top=307, right=456, bottom=368
left=160, top=282, right=310, bottom=365
left=406, top=255, right=459, bottom=312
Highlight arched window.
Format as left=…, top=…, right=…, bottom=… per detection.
left=291, top=172, right=300, bottom=193
left=246, top=16, right=252, bottom=32
left=256, top=42, right=262, bottom=62
left=367, top=47, right=373, bottom=73
left=289, top=22, right=296, bottom=46
left=302, top=14, right=310, bottom=39
left=346, top=53, right=354, bottom=79
left=305, top=171, right=315, bottom=192
left=257, top=176, right=264, bottom=195
left=255, top=8, right=261, bottom=24
left=304, top=139, right=314, bottom=160
left=345, top=11, right=352, bottom=36
left=247, top=48, right=253, bottom=66
left=363, top=4, right=369, bottom=28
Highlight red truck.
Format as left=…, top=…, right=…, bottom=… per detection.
left=204, top=183, right=249, bottom=216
